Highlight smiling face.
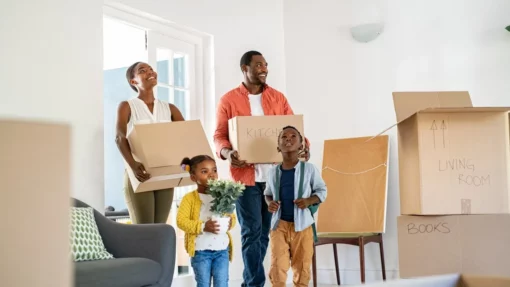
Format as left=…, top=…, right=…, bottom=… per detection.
left=190, top=159, right=218, bottom=186
left=277, top=127, right=303, bottom=154
left=242, top=55, right=268, bottom=85
left=130, top=62, right=158, bottom=92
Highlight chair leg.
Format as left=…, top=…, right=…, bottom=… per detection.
left=359, top=237, right=365, bottom=283
left=379, top=236, right=386, bottom=281
left=333, top=244, right=341, bottom=285
left=313, top=244, right=318, bottom=287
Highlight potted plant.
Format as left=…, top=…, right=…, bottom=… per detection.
left=207, top=178, right=245, bottom=234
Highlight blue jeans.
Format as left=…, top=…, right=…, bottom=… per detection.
left=236, top=182, right=272, bottom=287
left=191, top=249, right=229, bottom=287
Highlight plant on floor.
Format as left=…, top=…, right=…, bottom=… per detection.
left=207, top=179, right=245, bottom=216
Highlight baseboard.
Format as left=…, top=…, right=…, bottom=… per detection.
left=228, top=268, right=400, bottom=286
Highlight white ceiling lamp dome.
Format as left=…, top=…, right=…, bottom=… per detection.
left=350, top=22, right=384, bottom=43
left=349, top=0, right=385, bottom=43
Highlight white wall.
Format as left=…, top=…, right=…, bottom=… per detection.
left=0, top=0, right=105, bottom=211
left=284, top=0, right=510, bottom=285
left=112, top=0, right=287, bottom=284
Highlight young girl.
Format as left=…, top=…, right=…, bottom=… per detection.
left=264, top=126, right=328, bottom=287
left=176, top=155, right=236, bottom=287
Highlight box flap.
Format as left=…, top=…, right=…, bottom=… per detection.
left=393, top=91, right=473, bottom=123
left=418, top=107, right=510, bottom=114
left=368, top=92, right=474, bottom=142
left=132, top=120, right=213, bottom=168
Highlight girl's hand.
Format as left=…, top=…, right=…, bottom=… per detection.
left=204, top=219, right=220, bottom=234
left=268, top=201, right=280, bottom=213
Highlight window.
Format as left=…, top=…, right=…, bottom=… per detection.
left=103, top=5, right=212, bottom=281
left=148, top=31, right=195, bottom=121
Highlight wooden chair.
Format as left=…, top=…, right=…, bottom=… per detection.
left=312, top=233, right=386, bottom=286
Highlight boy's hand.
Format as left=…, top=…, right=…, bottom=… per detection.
left=268, top=201, right=280, bottom=213
left=204, top=219, right=220, bottom=234
left=294, top=198, right=311, bottom=209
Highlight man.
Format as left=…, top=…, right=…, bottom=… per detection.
left=213, top=51, right=310, bottom=287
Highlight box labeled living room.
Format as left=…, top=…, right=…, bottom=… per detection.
left=388, top=91, right=510, bottom=215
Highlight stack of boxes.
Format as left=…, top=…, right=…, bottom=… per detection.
left=388, top=91, right=510, bottom=277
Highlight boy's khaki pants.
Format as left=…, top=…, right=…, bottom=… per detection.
left=269, top=220, right=314, bottom=287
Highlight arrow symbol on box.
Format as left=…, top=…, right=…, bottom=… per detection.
left=441, top=120, right=447, bottom=148
left=430, top=120, right=437, bottom=149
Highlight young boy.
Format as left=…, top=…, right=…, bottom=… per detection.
left=264, top=126, right=327, bottom=287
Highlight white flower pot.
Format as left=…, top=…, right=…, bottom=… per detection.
left=211, top=214, right=230, bottom=234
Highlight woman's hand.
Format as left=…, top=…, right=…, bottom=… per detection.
left=130, top=161, right=150, bottom=182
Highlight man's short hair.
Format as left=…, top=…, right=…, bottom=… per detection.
left=240, top=50, right=262, bottom=69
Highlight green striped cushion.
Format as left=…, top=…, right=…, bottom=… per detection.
left=70, top=207, right=114, bottom=262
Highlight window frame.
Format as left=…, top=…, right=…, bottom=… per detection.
left=103, top=2, right=215, bottom=136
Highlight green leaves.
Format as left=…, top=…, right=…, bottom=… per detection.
left=207, top=179, right=246, bottom=215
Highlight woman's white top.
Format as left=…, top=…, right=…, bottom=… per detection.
left=126, top=98, right=172, bottom=135
left=195, top=193, right=230, bottom=251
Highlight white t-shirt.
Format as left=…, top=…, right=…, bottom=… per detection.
left=195, top=193, right=229, bottom=251
left=248, top=93, right=274, bottom=183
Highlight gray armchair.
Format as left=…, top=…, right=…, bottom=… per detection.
left=72, top=198, right=176, bottom=287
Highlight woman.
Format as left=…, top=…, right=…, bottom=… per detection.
left=115, top=61, right=185, bottom=224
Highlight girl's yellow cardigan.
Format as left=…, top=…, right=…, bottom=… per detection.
left=176, top=190, right=236, bottom=261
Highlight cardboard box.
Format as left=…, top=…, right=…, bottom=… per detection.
left=397, top=215, right=510, bottom=278
left=319, top=135, right=389, bottom=233
left=383, top=91, right=510, bottom=215
left=349, top=274, right=510, bottom=287
left=228, top=115, right=304, bottom=163
left=126, top=120, right=213, bottom=193
left=1, top=120, right=72, bottom=286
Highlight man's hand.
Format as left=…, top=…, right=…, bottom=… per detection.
left=298, top=148, right=310, bottom=162
left=294, top=198, right=312, bottom=210
left=226, top=149, right=247, bottom=168
left=204, top=219, right=220, bottom=234
left=130, top=161, right=151, bottom=182
left=268, top=201, right=280, bottom=213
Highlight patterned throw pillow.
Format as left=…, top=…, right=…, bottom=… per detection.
left=70, top=207, right=114, bottom=262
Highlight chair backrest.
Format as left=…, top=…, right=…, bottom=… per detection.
left=71, top=197, right=90, bottom=208
left=70, top=197, right=108, bottom=225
